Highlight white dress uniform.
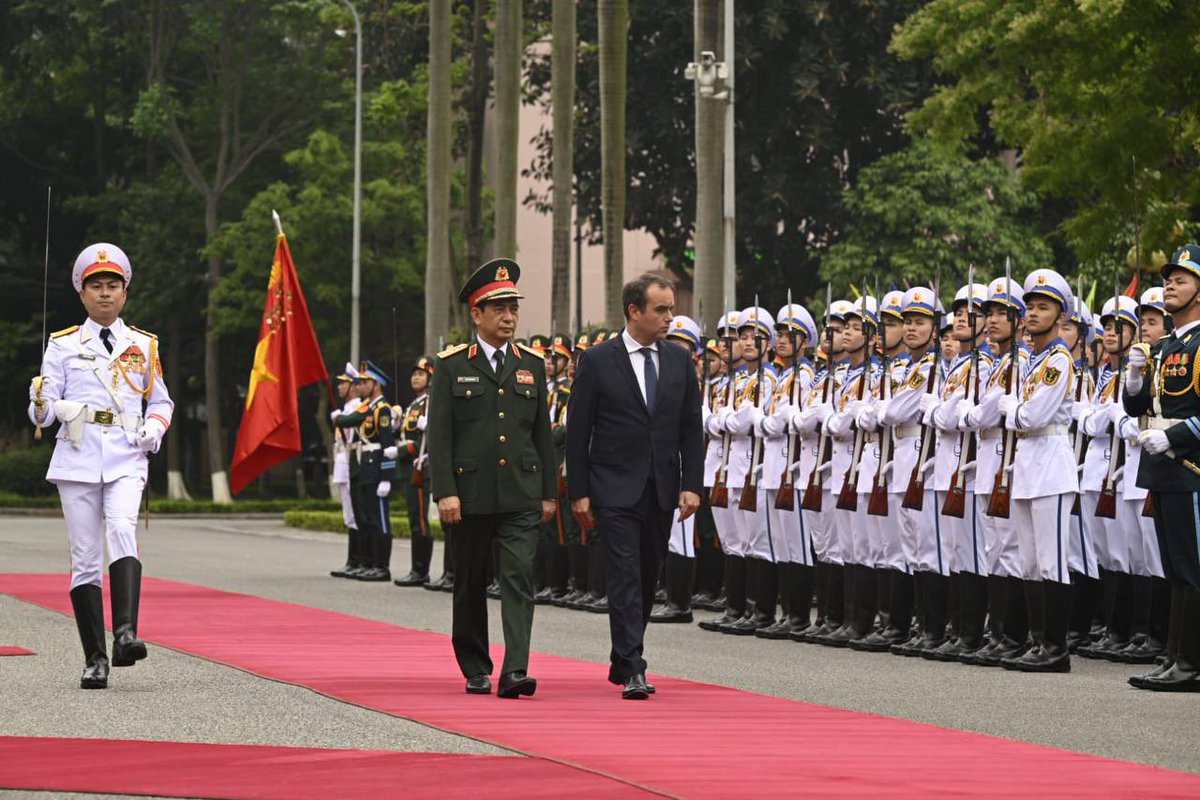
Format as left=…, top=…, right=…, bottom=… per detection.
left=331, top=362, right=361, bottom=532
left=762, top=358, right=815, bottom=566
left=862, top=349, right=911, bottom=572
left=32, top=316, right=173, bottom=589
left=725, top=349, right=778, bottom=559
left=793, top=360, right=845, bottom=565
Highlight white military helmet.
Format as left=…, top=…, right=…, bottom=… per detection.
left=72, top=243, right=132, bottom=293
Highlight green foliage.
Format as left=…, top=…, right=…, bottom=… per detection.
left=892, top=0, right=1200, bottom=263
left=822, top=140, right=1053, bottom=291
left=0, top=492, right=342, bottom=512
left=283, top=508, right=443, bottom=539
left=0, top=447, right=54, bottom=497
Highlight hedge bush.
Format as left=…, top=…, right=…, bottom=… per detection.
left=0, top=493, right=346, bottom=513
left=0, top=448, right=55, bottom=497
left=283, top=509, right=444, bottom=540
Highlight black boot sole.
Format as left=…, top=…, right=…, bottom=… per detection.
left=111, top=642, right=147, bottom=667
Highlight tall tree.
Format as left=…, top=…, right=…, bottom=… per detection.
left=426, top=0, right=452, bottom=353
left=597, top=0, right=627, bottom=323
left=133, top=0, right=337, bottom=502
left=463, top=0, right=491, bottom=273
left=549, top=0, right=576, bottom=327
left=493, top=0, right=522, bottom=258
left=692, top=0, right=724, bottom=324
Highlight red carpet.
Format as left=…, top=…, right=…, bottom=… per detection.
left=0, top=735, right=647, bottom=798
left=0, top=645, right=35, bottom=656
left=3, top=573, right=1198, bottom=798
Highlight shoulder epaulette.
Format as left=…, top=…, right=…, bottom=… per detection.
left=50, top=325, right=79, bottom=339
left=516, top=342, right=543, bottom=359
left=129, top=324, right=157, bottom=339
left=437, top=343, right=469, bottom=359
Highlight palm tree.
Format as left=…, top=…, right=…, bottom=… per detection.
left=426, top=0, right=452, bottom=352
left=550, top=0, right=575, bottom=329
left=598, top=0, right=628, bottom=323
left=494, top=0, right=522, bottom=258
left=693, top=0, right=724, bottom=326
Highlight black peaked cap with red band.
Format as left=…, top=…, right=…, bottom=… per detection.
left=459, top=258, right=524, bottom=307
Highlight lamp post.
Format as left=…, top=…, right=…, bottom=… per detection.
left=685, top=1, right=734, bottom=314
left=341, top=0, right=363, bottom=365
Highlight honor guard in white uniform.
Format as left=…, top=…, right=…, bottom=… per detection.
left=996, top=268, right=1078, bottom=673
left=754, top=303, right=816, bottom=639
left=653, top=316, right=703, bottom=623
left=790, top=300, right=851, bottom=641
left=956, top=277, right=1032, bottom=666
left=924, top=280, right=994, bottom=661
left=29, top=243, right=174, bottom=689
left=330, top=362, right=363, bottom=578
left=881, top=286, right=948, bottom=657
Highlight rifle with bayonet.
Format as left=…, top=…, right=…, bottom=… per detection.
left=902, top=270, right=940, bottom=511
left=836, top=288, right=873, bottom=512
left=987, top=257, right=1018, bottom=519
left=943, top=264, right=979, bottom=518
left=1070, top=275, right=1089, bottom=516
left=739, top=299, right=768, bottom=512
left=867, top=284, right=894, bottom=517
left=1096, top=274, right=1126, bottom=519
left=709, top=323, right=737, bottom=508
left=776, top=289, right=801, bottom=511
left=802, top=285, right=835, bottom=512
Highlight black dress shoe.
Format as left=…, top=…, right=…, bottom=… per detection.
left=465, top=675, right=492, bottom=694
left=622, top=673, right=650, bottom=700
left=497, top=671, right=537, bottom=698
left=1001, top=644, right=1070, bottom=673
left=330, top=563, right=357, bottom=578
left=698, top=608, right=741, bottom=632
left=1133, top=660, right=1200, bottom=692
left=1112, top=636, right=1164, bottom=664
left=344, top=565, right=367, bottom=579
left=849, top=626, right=909, bottom=653
left=754, top=619, right=793, bottom=640
left=534, top=586, right=555, bottom=604
left=606, top=666, right=655, bottom=693
left=553, top=588, right=582, bottom=608
left=358, top=567, right=391, bottom=582
left=80, top=653, right=109, bottom=690
left=890, top=630, right=929, bottom=657
left=1129, top=659, right=1174, bottom=688
left=584, top=595, right=609, bottom=613
left=486, top=581, right=502, bottom=600
left=439, top=575, right=455, bottom=592
left=650, top=603, right=693, bottom=624
left=691, top=591, right=719, bottom=611
left=424, top=574, right=449, bottom=592
left=393, top=571, right=430, bottom=587
left=111, top=629, right=148, bottom=668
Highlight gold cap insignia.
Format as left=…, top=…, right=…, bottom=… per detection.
left=96, top=250, right=109, bottom=262
left=914, top=291, right=923, bottom=302
left=495, top=265, right=510, bottom=281
left=1037, top=274, right=1047, bottom=285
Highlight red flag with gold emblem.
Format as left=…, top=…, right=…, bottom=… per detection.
left=229, top=232, right=328, bottom=495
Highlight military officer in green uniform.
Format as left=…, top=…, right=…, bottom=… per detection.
left=392, top=356, right=434, bottom=587
left=334, top=361, right=397, bottom=582
left=427, top=258, right=557, bottom=698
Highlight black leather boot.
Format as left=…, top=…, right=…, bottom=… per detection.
left=757, top=561, right=793, bottom=639
left=1004, top=579, right=1070, bottom=672
left=700, top=555, right=744, bottom=631
left=1079, top=570, right=1132, bottom=659
left=70, top=585, right=109, bottom=689
left=109, top=557, right=148, bottom=667
left=652, top=553, right=695, bottom=623
left=854, top=568, right=910, bottom=652
left=915, top=572, right=950, bottom=654
left=1136, top=587, right=1200, bottom=692
left=1131, top=583, right=1188, bottom=688
left=730, top=559, right=776, bottom=636
left=331, top=525, right=360, bottom=577
left=1066, top=570, right=1097, bottom=651
left=811, top=563, right=850, bottom=644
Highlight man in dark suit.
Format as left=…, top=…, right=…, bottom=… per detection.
left=566, top=273, right=704, bottom=699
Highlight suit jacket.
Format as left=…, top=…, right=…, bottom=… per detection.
left=566, top=335, right=704, bottom=511
left=427, top=340, right=557, bottom=514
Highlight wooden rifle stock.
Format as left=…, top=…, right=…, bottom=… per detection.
left=901, top=356, right=937, bottom=511
left=775, top=483, right=796, bottom=511
left=1142, top=492, right=1154, bottom=518
left=775, top=356, right=804, bottom=511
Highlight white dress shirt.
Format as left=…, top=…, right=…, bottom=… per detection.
left=476, top=337, right=509, bottom=372
left=622, top=328, right=659, bottom=406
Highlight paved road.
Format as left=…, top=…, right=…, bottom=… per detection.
left=1, top=514, right=1197, bottom=781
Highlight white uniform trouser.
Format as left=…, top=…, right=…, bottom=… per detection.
left=712, top=496, right=746, bottom=557
left=1096, top=501, right=1129, bottom=573
left=667, top=509, right=696, bottom=558
left=783, top=504, right=814, bottom=566
left=981, top=504, right=1021, bottom=577
left=871, top=495, right=908, bottom=572
left=336, top=481, right=357, bottom=530
left=744, top=496, right=776, bottom=563
left=1120, top=500, right=1165, bottom=578
left=807, top=492, right=842, bottom=564
left=766, top=494, right=800, bottom=564
left=1011, top=494, right=1075, bottom=584
left=1068, top=491, right=1100, bottom=579
left=935, top=492, right=987, bottom=575
left=834, top=506, right=869, bottom=566
left=901, top=490, right=949, bottom=575
left=56, top=476, right=143, bottom=590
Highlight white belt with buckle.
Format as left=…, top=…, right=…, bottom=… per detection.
left=979, top=429, right=1002, bottom=440
left=87, top=409, right=141, bottom=431
left=360, top=443, right=382, bottom=452
left=1017, top=424, right=1069, bottom=439
left=895, top=425, right=921, bottom=439
left=1145, top=417, right=1186, bottom=431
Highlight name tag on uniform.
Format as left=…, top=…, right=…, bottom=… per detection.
left=457, top=376, right=480, bottom=383
left=516, top=370, right=535, bottom=385
left=76, top=354, right=96, bottom=361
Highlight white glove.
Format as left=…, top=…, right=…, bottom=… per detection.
left=918, top=394, right=940, bottom=416
left=1126, top=347, right=1147, bottom=394
left=416, top=414, right=427, bottom=431
left=934, top=397, right=963, bottom=431
left=376, top=481, right=392, bottom=498
left=795, top=406, right=821, bottom=434
left=855, top=404, right=879, bottom=431
left=383, top=445, right=398, bottom=459
left=136, top=418, right=166, bottom=454
left=813, top=402, right=835, bottom=427
left=873, top=398, right=891, bottom=425
left=762, top=413, right=787, bottom=438
left=998, top=394, right=1019, bottom=420
left=28, top=379, right=50, bottom=424
left=826, top=411, right=853, bottom=439
left=1071, top=402, right=1091, bottom=424
left=1139, top=429, right=1170, bottom=455
left=1119, top=417, right=1140, bottom=445
left=1105, top=403, right=1126, bottom=428
left=729, top=403, right=765, bottom=436
left=330, top=409, right=343, bottom=421
left=956, top=402, right=978, bottom=431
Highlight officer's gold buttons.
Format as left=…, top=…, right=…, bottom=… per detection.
left=498, top=412, right=505, bottom=419
left=499, top=435, right=506, bottom=443
left=456, top=467, right=464, bottom=475
left=466, top=389, right=473, bottom=397
left=499, top=458, right=507, bottom=466
left=525, top=389, right=532, bottom=397
left=498, top=388, right=505, bottom=396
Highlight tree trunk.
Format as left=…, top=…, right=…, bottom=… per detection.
left=204, top=194, right=233, bottom=504
left=493, top=0, right=522, bottom=259
left=465, top=0, right=489, bottom=271
left=693, top=0, right=725, bottom=326
left=598, top=0, right=627, bottom=324
left=550, top=0, right=576, bottom=331
left=165, top=315, right=192, bottom=500
left=425, top=0, right=453, bottom=354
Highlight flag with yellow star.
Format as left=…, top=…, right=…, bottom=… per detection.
left=230, top=231, right=328, bottom=495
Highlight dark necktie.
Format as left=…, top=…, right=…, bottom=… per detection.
left=493, top=347, right=505, bottom=375
left=641, top=347, right=657, bottom=411
left=100, top=327, right=113, bottom=354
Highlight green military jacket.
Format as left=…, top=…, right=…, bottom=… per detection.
left=394, top=393, right=428, bottom=482
left=427, top=339, right=557, bottom=514
left=334, top=394, right=396, bottom=484
left=1124, top=326, right=1200, bottom=492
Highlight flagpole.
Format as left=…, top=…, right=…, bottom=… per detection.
left=272, top=209, right=284, bottom=236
